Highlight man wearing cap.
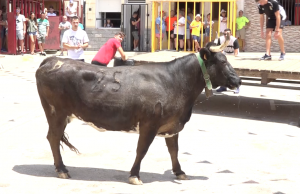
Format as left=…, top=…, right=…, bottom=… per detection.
left=220, top=9, right=227, bottom=33
left=190, top=14, right=202, bottom=52
left=155, top=11, right=166, bottom=50
left=236, top=10, right=250, bottom=52
left=66, top=0, right=77, bottom=21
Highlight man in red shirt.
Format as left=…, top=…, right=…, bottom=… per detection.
left=92, top=32, right=127, bottom=66
left=165, top=10, right=176, bottom=50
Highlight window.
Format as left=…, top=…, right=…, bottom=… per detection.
left=99, top=12, right=121, bottom=28
left=278, top=0, right=299, bottom=25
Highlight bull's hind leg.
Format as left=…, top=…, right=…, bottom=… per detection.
left=129, top=127, right=158, bottom=185
left=165, top=134, right=188, bottom=180
left=46, top=110, right=72, bottom=179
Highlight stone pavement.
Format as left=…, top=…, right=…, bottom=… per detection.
left=0, top=52, right=300, bottom=194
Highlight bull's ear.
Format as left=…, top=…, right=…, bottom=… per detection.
left=200, top=48, right=211, bottom=61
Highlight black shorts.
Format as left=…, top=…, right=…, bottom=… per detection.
left=91, top=60, right=107, bottom=66
left=174, top=34, right=183, bottom=40
left=266, top=19, right=284, bottom=31
left=166, top=30, right=174, bottom=39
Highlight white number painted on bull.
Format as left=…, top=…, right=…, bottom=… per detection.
left=91, top=71, right=121, bottom=92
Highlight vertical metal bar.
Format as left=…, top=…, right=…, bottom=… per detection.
left=233, top=1, right=236, bottom=37
left=210, top=1, right=212, bottom=41
left=193, top=1, right=195, bottom=52
left=168, top=1, right=170, bottom=50
left=151, top=2, right=155, bottom=52
left=201, top=2, right=204, bottom=48
left=227, top=2, right=229, bottom=29
left=176, top=1, right=179, bottom=51
left=160, top=2, right=162, bottom=51
left=184, top=1, right=187, bottom=51
left=139, top=4, right=141, bottom=51
left=147, top=4, right=149, bottom=52
left=218, top=2, right=221, bottom=38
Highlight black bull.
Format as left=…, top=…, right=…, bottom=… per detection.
left=35, top=45, right=241, bottom=185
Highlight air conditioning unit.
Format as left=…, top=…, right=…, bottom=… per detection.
left=127, top=0, right=146, bottom=4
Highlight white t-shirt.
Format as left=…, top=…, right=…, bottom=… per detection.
left=62, top=28, right=89, bottom=60
left=16, top=14, right=26, bottom=31
left=214, top=35, right=239, bottom=55
left=220, top=16, right=227, bottom=33
left=173, top=17, right=185, bottom=35
left=66, top=5, right=76, bottom=17
left=47, top=12, right=57, bottom=17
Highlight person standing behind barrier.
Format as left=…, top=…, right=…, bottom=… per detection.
left=16, top=7, right=26, bottom=55
left=130, top=12, right=140, bottom=51
left=26, top=12, right=38, bottom=55
left=181, top=8, right=192, bottom=51
left=236, top=10, right=250, bottom=52
left=255, top=0, right=286, bottom=61
left=66, top=0, right=77, bottom=21
left=47, top=6, right=57, bottom=17
left=220, top=9, right=227, bottom=34
left=190, top=14, right=202, bottom=52
left=58, top=16, right=71, bottom=56
left=92, top=32, right=127, bottom=67
left=155, top=11, right=166, bottom=50
left=173, top=11, right=185, bottom=51
left=62, top=16, right=89, bottom=62
left=37, top=12, right=49, bottom=56
left=204, top=13, right=214, bottom=45
left=165, top=10, right=176, bottom=50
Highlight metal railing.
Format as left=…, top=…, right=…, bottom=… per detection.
left=278, top=0, right=300, bottom=25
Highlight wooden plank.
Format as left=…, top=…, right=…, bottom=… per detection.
left=270, top=60, right=300, bottom=72
left=260, top=60, right=289, bottom=71
left=235, top=69, right=300, bottom=80
left=231, top=60, right=256, bottom=69
left=277, top=61, right=300, bottom=72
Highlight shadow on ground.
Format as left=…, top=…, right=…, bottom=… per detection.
left=194, top=92, right=300, bottom=127
left=13, top=164, right=208, bottom=184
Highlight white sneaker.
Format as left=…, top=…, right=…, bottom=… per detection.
left=134, top=47, right=139, bottom=52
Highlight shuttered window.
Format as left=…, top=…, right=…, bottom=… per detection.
left=127, top=0, right=146, bottom=4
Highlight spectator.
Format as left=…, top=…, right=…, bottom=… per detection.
left=282, top=17, right=291, bottom=26
left=165, top=10, right=176, bottom=50
left=37, top=12, right=49, bottom=56
left=187, top=7, right=194, bottom=21
left=204, top=13, right=214, bottom=44
left=181, top=8, right=192, bottom=51
left=130, top=12, right=140, bottom=51
left=66, top=0, right=77, bottom=21
left=190, top=14, right=202, bottom=52
left=104, top=19, right=113, bottom=28
left=44, top=8, right=48, bottom=18
left=236, top=10, right=250, bottom=52
left=58, top=15, right=71, bottom=56
left=155, top=11, right=166, bottom=50
left=0, top=6, right=7, bottom=52
left=173, top=11, right=185, bottom=51
left=47, top=6, right=57, bottom=17
left=220, top=9, right=227, bottom=33
left=215, top=29, right=240, bottom=93
left=92, top=32, right=127, bottom=66
left=79, top=22, right=84, bottom=30
left=16, top=6, right=26, bottom=55
left=62, top=16, right=89, bottom=62
left=26, top=12, right=38, bottom=55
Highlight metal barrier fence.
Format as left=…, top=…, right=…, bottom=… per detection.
left=151, top=0, right=237, bottom=52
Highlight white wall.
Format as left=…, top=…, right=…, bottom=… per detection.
left=98, top=0, right=121, bottom=12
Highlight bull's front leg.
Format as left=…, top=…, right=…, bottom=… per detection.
left=165, top=134, right=188, bottom=180
left=129, top=127, right=158, bottom=185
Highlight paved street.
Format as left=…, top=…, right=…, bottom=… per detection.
left=0, top=53, right=300, bottom=194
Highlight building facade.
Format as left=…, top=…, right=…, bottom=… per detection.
left=84, top=0, right=300, bottom=52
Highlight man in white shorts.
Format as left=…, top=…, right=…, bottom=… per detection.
left=62, top=16, right=89, bottom=62
left=16, top=7, right=26, bottom=54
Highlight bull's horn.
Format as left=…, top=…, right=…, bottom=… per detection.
left=209, top=31, right=230, bottom=52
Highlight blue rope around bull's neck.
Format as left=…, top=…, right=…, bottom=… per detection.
left=195, top=53, right=212, bottom=91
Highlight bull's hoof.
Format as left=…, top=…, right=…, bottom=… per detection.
left=129, top=176, right=143, bottom=185
left=58, top=172, right=71, bottom=179
left=177, top=174, right=189, bottom=180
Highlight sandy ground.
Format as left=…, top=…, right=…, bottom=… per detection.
left=0, top=52, right=300, bottom=194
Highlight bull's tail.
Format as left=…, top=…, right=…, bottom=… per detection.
left=60, top=132, right=80, bottom=154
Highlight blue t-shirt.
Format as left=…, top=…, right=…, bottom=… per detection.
left=186, top=16, right=191, bottom=29
left=155, top=17, right=166, bottom=34
left=79, top=23, right=84, bottom=30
